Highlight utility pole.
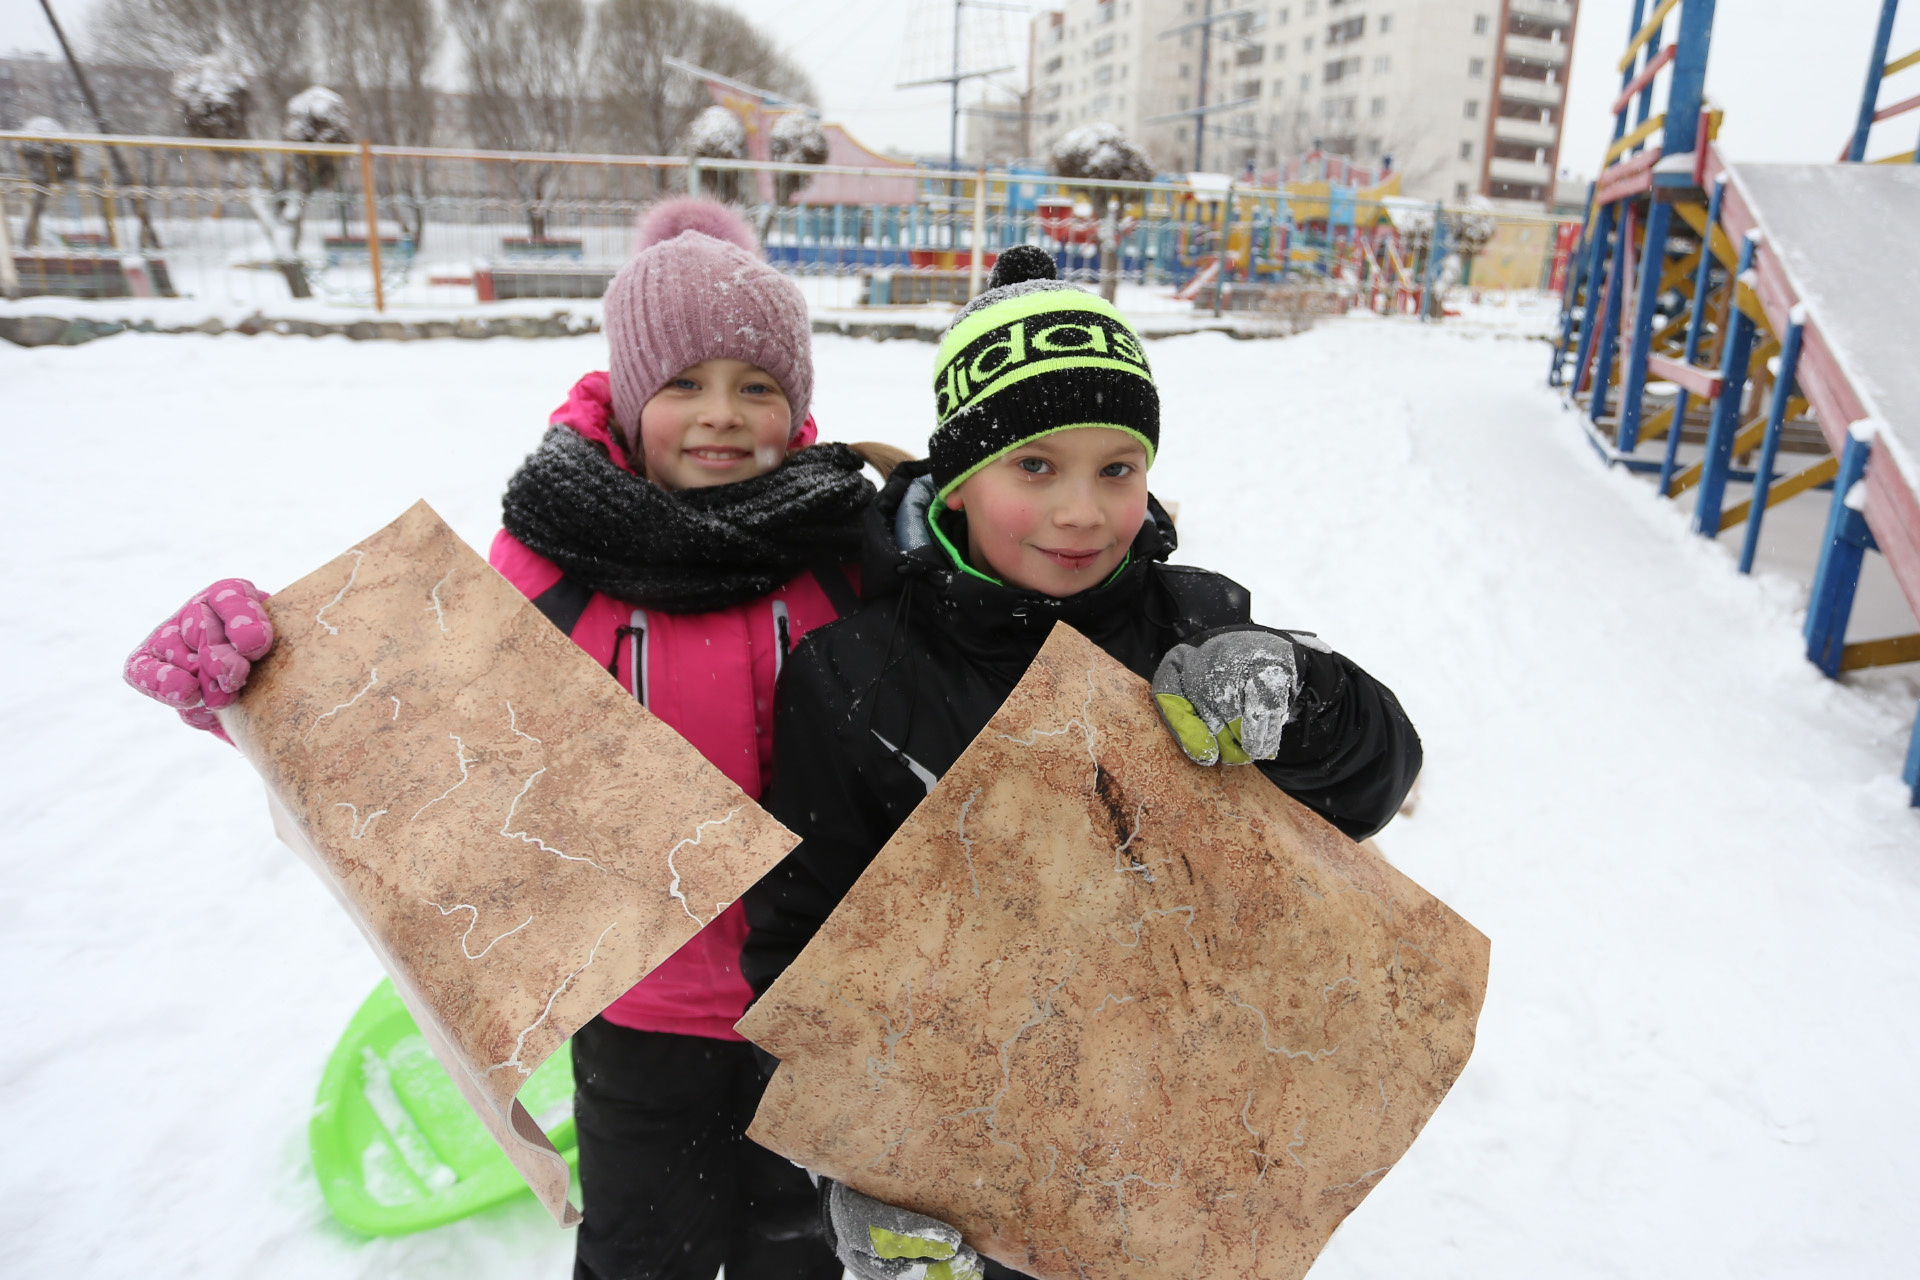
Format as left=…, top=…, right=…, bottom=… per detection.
left=1149, top=2, right=1260, bottom=174
left=36, top=0, right=161, bottom=250
left=1195, top=0, right=1212, bottom=171
left=898, top=0, right=1017, bottom=174
left=950, top=0, right=963, bottom=173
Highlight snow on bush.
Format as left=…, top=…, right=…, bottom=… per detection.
left=683, top=106, right=746, bottom=159
left=284, top=86, right=352, bottom=146
left=284, top=86, right=352, bottom=191
left=769, top=112, right=828, bottom=167
left=19, top=116, right=76, bottom=177
left=1049, top=122, right=1155, bottom=184
left=172, top=55, right=252, bottom=140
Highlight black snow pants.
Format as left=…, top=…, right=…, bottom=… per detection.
left=571, top=1016, right=842, bottom=1280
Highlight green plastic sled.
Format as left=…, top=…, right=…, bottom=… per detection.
left=310, top=978, right=578, bottom=1236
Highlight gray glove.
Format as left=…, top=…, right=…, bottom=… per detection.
left=823, top=1179, right=984, bottom=1280
left=1152, top=628, right=1303, bottom=766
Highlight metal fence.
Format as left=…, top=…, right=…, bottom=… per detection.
left=0, top=130, right=1575, bottom=314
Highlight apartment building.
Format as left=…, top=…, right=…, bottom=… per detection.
left=1021, top=0, right=1578, bottom=207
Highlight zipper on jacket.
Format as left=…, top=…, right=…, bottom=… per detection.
left=771, top=600, right=792, bottom=681
left=611, top=609, right=649, bottom=707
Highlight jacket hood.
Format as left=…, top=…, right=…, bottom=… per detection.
left=860, top=457, right=1179, bottom=647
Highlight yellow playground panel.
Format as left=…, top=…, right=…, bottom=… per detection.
left=1471, top=218, right=1563, bottom=291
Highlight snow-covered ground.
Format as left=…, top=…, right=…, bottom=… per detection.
left=4, top=311, right=1919, bottom=1278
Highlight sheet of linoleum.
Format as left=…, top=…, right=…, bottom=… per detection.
left=740, top=622, right=1490, bottom=1280
left=220, top=500, right=797, bottom=1226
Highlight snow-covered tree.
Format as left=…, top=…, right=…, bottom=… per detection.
left=684, top=104, right=746, bottom=158
left=683, top=105, right=746, bottom=202
left=317, top=0, right=439, bottom=251
left=449, top=0, right=593, bottom=240
left=172, top=53, right=316, bottom=295
left=18, top=117, right=78, bottom=249
left=93, top=0, right=316, bottom=127
left=1049, top=122, right=1155, bottom=300
left=769, top=112, right=827, bottom=206
left=1050, top=123, right=1156, bottom=189
left=172, top=55, right=252, bottom=139
left=284, top=84, right=352, bottom=190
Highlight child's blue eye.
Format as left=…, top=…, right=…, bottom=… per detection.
left=1017, top=457, right=1052, bottom=475
left=670, top=377, right=699, bottom=390
left=742, top=382, right=776, bottom=396
left=1102, top=462, right=1135, bottom=478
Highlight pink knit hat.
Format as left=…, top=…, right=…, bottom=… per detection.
left=602, top=198, right=812, bottom=446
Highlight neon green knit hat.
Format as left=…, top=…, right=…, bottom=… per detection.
left=929, top=247, right=1158, bottom=499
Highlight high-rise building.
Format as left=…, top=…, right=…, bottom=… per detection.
left=1023, top=0, right=1579, bottom=208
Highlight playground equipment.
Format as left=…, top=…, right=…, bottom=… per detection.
left=1550, top=0, right=1920, bottom=805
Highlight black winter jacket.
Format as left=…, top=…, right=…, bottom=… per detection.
left=741, top=459, right=1422, bottom=997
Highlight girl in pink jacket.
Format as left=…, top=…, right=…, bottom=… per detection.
left=125, top=200, right=878, bottom=1280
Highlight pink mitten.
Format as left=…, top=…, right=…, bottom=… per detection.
left=124, top=579, right=274, bottom=740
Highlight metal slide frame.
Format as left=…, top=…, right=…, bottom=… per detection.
left=1550, top=0, right=1920, bottom=806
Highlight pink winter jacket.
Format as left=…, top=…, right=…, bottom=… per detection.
left=488, top=372, right=857, bottom=1040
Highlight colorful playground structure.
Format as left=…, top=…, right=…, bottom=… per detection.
left=1550, top=0, right=1920, bottom=803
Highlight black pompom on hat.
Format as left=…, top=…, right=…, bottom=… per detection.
left=987, top=243, right=1058, bottom=289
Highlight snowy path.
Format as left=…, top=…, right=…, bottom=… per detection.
left=3, top=317, right=1918, bottom=1278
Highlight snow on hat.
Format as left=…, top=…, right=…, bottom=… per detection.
left=929, top=245, right=1158, bottom=499
left=603, top=198, right=812, bottom=446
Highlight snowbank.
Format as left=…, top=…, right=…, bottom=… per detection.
left=3, top=317, right=1918, bottom=1278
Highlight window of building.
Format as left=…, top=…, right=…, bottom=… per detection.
left=1469, top=57, right=1485, bottom=77
left=1370, top=95, right=1386, bottom=116
left=1328, top=16, right=1364, bottom=44
left=1459, top=140, right=1473, bottom=159
left=1235, top=79, right=1263, bottom=99
left=1236, top=42, right=1266, bottom=65
left=1043, top=56, right=1063, bottom=75
left=1274, top=41, right=1287, bottom=59
left=1095, top=1, right=1115, bottom=23
left=1305, top=0, right=1318, bottom=14
left=1304, top=34, right=1315, bottom=51
left=1373, top=54, right=1390, bottom=72
left=1324, top=55, right=1362, bottom=83
left=1092, top=95, right=1111, bottom=112
left=1178, top=94, right=1191, bottom=110
left=1179, top=63, right=1191, bottom=77
left=1301, top=72, right=1312, bottom=91
left=1456, top=181, right=1470, bottom=198
left=1093, top=35, right=1115, bottom=56
left=1095, top=64, right=1113, bottom=84
left=1464, top=98, right=1480, bottom=118
left=1273, top=77, right=1287, bottom=95
left=1473, top=14, right=1490, bottom=35
left=1379, top=14, right=1393, bottom=34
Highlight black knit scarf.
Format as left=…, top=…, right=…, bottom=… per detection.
left=501, top=426, right=874, bottom=614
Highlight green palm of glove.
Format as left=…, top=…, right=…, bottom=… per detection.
left=826, top=1180, right=985, bottom=1280
left=1152, top=629, right=1302, bottom=767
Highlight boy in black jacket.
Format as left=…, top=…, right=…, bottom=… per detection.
left=742, top=248, right=1421, bottom=1280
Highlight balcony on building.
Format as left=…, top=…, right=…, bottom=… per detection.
left=1507, top=0, right=1576, bottom=26
left=1499, top=74, right=1564, bottom=107
left=1504, top=33, right=1570, bottom=66
left=1488, top=155, right=1554, bottom=185
left=1493, top=114, right=1559, bottom=147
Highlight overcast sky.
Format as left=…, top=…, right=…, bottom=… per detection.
left=5, top=0, right=1917, bottom=172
